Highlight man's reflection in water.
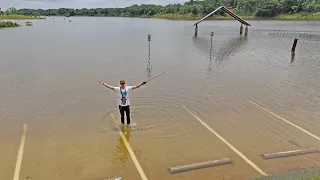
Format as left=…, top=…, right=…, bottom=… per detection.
left=114, top=126, right=132, bottom=164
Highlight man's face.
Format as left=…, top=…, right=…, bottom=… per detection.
left=120, top=83, right=125, bottom=89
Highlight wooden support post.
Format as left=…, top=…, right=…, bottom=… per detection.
left=291, top=52, right=295, bottom=62
left=240, top=24, right=243, bottom=35
left=195, top=24, right=198, bottom=36
left=291, top=38, right=298, bottom=53
left=245, top=25, right=248, bottom=36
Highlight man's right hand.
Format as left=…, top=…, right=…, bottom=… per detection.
left=99, top=80, right=105, bottom=85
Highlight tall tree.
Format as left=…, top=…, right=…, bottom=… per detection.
left=6, top=7, right=19, bottom=15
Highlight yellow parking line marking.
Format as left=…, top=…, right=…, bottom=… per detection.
left=110, top=114, right=148, bottom=180
left=183, top=106, right=268, bottom=176
left=13, top=123, right=27, bottom=180
left=249, top=100, right=320, bottom=141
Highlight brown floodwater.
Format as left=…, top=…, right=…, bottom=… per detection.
left=1, top=17, right=320, bottom=180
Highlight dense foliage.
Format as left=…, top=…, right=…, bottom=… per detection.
left=0, top=14, right=42, bottom=19
left=2, top=0, right=320, bottom=18
left=0, top=21, right=20, bottom=28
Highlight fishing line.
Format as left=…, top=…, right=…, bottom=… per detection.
left=146, top=60, right=189, bottom=83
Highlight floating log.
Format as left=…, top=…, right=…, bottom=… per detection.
left=261, top=148, right=319, bottom=160
left=168, top=158, right=232, bottom=174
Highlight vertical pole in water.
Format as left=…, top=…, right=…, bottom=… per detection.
left=240, top=24, right=243, bottom=35
left=147, top=34, right=152, bottom=73
left=245, top=25, right=248, bottom=36
left=148, top=34, right=151, bottom=59
left=210, top=32, right=214, bottom=61
left=195, top=24, right=198, bottom=36
left=208, top=32, right=214, bottom=72
left=291, top=38, right=298, bottom=56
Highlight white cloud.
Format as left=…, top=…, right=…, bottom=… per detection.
left=0, top=0, right=188, bottom=9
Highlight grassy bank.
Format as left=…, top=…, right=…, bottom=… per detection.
left=0, top=21, right=20, bottom=28
left=152, top=13, right=201, bottom=20
left=248, top=168, right=320, bottom=180
left=0, top=14, right=44, bottom=20
left=278, top=13, right=320, bottom=20
left=305, top=177, right=320, bottom=180
left=152, top=13, right=257, bottom=20
left=151, top=13, right=320, bottom=21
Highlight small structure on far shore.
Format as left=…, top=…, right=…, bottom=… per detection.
left=2, top=11, right=7, bottom=17
left=193, top=6, right=251, bottom=36
left=26, top=21, right=33, bottom=26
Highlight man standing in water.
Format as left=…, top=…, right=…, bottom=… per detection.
left=99, top=80, right=146, bottom=125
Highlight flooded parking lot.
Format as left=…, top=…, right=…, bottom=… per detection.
left=1, top=18, right=320, bottom=180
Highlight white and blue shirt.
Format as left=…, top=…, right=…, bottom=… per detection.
left=114, top=86, right=133, bottom=106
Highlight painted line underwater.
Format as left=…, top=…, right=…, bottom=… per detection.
left=110, top=113, right=148, bottom=180
left=13, top=123, right=27, bottom=180
left=183, top=106, right=268, bottom=176
left=249, top=100, right=320, bottom=141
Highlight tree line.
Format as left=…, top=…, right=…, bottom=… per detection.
left=2, top=0, right=320, bottom=18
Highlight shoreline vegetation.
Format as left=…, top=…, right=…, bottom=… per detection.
left=2, top=0, right=320, bottom=21
left=0, top=15, right=44, bottom=20
left=151, top=13, right=320, bottom=20
left=3, top=0, right=318, bottom=21
left=43, top=13, right=320, bottom=21
left=0, top=21, right=20, bottom=28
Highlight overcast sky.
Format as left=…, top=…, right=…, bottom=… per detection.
left=0, top=0, right=189, bottom=9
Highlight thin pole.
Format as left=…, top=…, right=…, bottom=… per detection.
left=147, top=34, right=152, bottom=73
left=210, top=32, right=214, bottom=62
left=148, top=36, right=151, bottom=60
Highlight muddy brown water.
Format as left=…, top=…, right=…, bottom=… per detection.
left=1, top=18, right=320, bottom=180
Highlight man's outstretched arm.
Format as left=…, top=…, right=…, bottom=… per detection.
left=99, top=80, right=115, bottom=91
left=132, top=81, right=147, bottom=90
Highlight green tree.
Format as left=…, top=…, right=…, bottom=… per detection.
left=185, top=0, right=195, bottom=5
left=256, top=0, right=281, bottom=17
left=6, top=7, right=19, bottom=15
left=192, top=6, right=199, bottom=15
left=280, top=0, right=298, bottom=13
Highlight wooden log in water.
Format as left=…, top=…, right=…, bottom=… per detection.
left=168, top=158, right=232, bottom=174
left=261, top=148, right=319, bottom=160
